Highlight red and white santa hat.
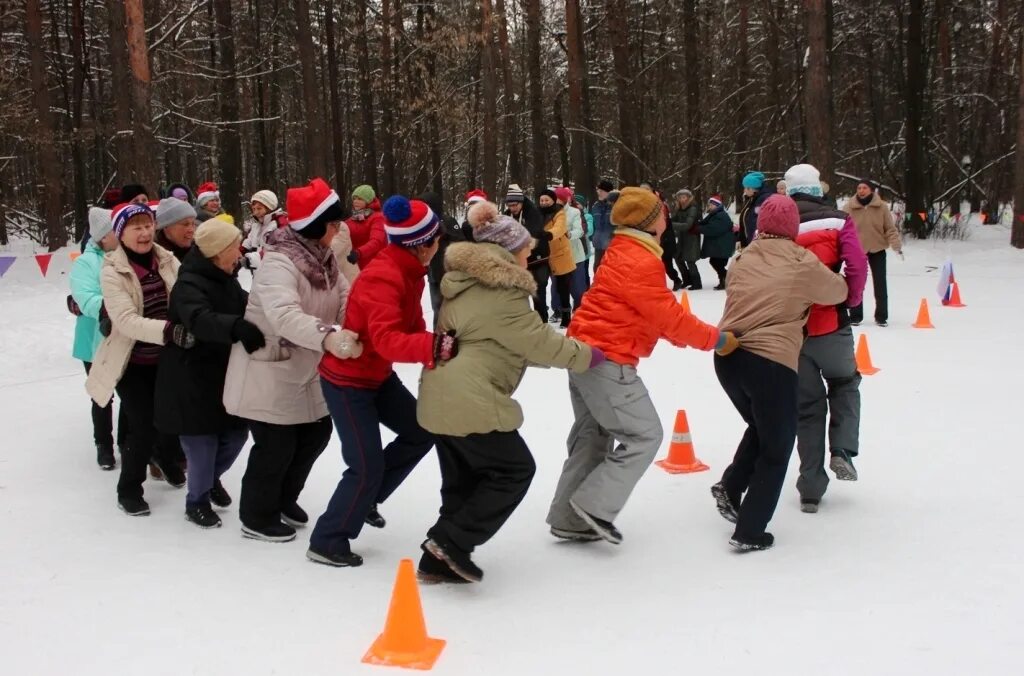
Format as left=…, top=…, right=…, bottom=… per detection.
left=465, top=189, right=488, bottom=205
left=195, top=182, right=220, bottom=207
left=708, top=194, right=724, bottom=208
left=286, top=178, right=343, bottom=235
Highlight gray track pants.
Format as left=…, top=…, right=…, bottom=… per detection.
left=547, top=361, right=663, bottom=530
left=796, top=326, right=861, bottom=500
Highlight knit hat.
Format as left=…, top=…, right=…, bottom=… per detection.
left=675, top=189, right=693, bottom=199
left=467, top=201, right=532, bottom=253
left=539, top=188, right=558, bottom=203
left=165, top=183, right=194, bottom=204
left=195, top=218, right=242, bottom=258
left=112, top=203, right=155, bottom=239
left=610, top=186, right=662, bottom=231
left=382, top=195, right=440, bottom=247
left=742, top=171, right=765, bottom=190
left=857, top=178, right=876, bottom=191
left=756, top=195, right=800, bottom=240
left=195, top=182, right=220, bottom=207
left=214, top=213, right=236, bottom=225
left=573, top=194, right=587, bottom=207
left=505, top=184, right=525, bottom=204
left=352, top=184, right=376, bottom=204
left=100, top=189, right=122, bottom=209
left=708, top=195, right=724, bottom=209
left=120, top=184, right=150, bottom=204
left=554, top=187, right=573, bottom=204
left=597, top=179, right=615, bottom=192
left=88, top=207, right=114, bottom=241
left=155, top=197, right=197, bottom=230
left=249, top=189, right=279, bottom=211
left=465, top=189, right=488, bottom=205
left=287, top=178, right=344, bottom=240
left=784, top=164, right=823, bottom=197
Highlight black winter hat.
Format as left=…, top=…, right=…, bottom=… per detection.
left=120, top=184, right=150, bottom=203
left=598, top=179, right=615, bottom=192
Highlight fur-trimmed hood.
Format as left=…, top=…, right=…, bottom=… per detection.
left=441, top=242, right=537, bottom=299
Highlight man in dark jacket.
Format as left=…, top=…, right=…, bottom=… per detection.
left=504, top=183, right=550, bottom=321
left=672, top=189, right=702, bottom=289
left=590, top=179, right=615, bottom=268
left=422, top=191, right=467, bottom=328
left=698, top=195, right=735, bottom=290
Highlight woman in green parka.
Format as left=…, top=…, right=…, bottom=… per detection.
left=416, top=200, right=603, bottom=584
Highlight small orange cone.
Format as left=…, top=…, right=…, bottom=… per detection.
left=855, top=334, right=880, bottom=376
left=945, top=282, right=966, bottom=308
left=362, top=559, right=445, bottom=670
left=655, top=410, right=709, bottom=474
left=679, top=290, right=692, bottom=314
left=912, top=298, right=935, bottom=329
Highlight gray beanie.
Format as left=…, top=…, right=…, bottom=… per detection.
left=88, top=207, right=113, bottom=241
left=156, top=197, right=198, bottom=230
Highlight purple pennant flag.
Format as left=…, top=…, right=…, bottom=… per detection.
left=0, top=256, right=15, bottom=278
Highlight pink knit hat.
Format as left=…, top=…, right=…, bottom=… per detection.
left=756, top=194, right=800, bottom=240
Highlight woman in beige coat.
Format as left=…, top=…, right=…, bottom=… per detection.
left=843, top=180, right=902, bottom=326
left=224, top=178, right=361, bottom=543
left=86, top=203, right=192, bottom=516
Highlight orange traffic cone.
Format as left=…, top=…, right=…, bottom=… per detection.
left=655, top=410, right=709, bottom=474
left=945, top=282, right=966, bottom=308
left=362, top=559, right=446, bottom=670
left=855, top=334, right=880, bottom=376
left=912, top=298, right=935, bottom=329
left=679, top=290, right=692, bottom=314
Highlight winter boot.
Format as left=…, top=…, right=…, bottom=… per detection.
left=559, top=307, right=572, bottom=329
left=241, top=521, right=296, bottom=543
left=185, top=503, right=222, bottom=529
left=672, top=280, right=684, bottom=291
left=417, top=550, right=470, bottom=584
left=364, top=504, right=386, bottom=529
left=118, top=496, right=151, bottom=517
left=306, top=546, right=363, bottom=567
left=549, top=311, right=562, bottom=324
left=876, top=320, right=888, bottom=327
left=570, top=499, right=622, bottom=545
left=711, top=482, right=739, bottom=524
left=550, top=526, right=602, bottom=542
left=280, top=502, right=308, bottom=528
left=729, top=531, right=774, bottom=551
left=209, top=480, right=231, bottom=508
left=422, top=538, right=483, bottom=582
left=149, top=463, right=164, bottom=481
left=96, top=443, right=116, bottom=471
left=830, top=449, right=858, bottom=481
left=152, top=458, right=186, bottom=489
left=800, top=498, right=820, bottom=514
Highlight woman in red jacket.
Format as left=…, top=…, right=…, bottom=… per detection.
left=344, top=184, right=387, bottom=267
left=308, top=195, right=458, bottom=567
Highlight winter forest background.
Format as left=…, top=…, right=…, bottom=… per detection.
left=3, top=0, right=1024, bottom=251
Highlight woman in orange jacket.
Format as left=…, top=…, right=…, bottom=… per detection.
left=546, top=187, right=739, bottom=544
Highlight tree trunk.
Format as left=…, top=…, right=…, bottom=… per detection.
left=803, top=0, right=832, bottom=181
left=734, top=0, right=750, bottom=186
left=325, top=0, right=346, bottom=188
left=493, top=0, right=521, bottom=186
left=608, top=0, right=637, bottom=184
left=525, top=0, right=547, bottom=193
left=1013, top=35, right=1024, bottom=248
left=554, top=89, right=570, bottom=183
left=379, top=0, right=398, bottom=194
left=105, top=0, right=132, bottom=181
left=70, top=0, right=88, bottom=238
left=565, top=0, right=594, bottom=196
left=905, top=0, right=928, bottom=238
left=213, top=0, right=242, bottom=219
left=295, top=0, right=326, bottom=179
left=479, top=0, right=498, bottom=198
left=124, top=0, right=159, bottom=192
left=682, top=0, right=700, bottom=190
left=26, top=0, right=65, bottom=250
left=355, top=0, right=379, bottom=188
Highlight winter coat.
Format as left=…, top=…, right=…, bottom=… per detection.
left=582, top=211, right=595, bottom=259
left=507, top=198, right=549, bottom=265
left=328, top=221, right=360, bottom=284
left=155, top=248, right=249, bottom=435
left=421, top=192, right=467, bottom=286
left=793, top=194, right=868, bottom=337
left=569, top=228, right=720, bottom=367
left=242, top=210, right=288, bottom=269
left=70, top=241, right=106, bottom=362
left=699, top=208, right=736, bottom=260
left=590, top=199, right=613, bottom=252
left=842, top=192, right=902, bottom=254
left=196, top=206, right=220, bottom=223
left=545, top=206, right=576, bottom=276
left=222, top=228, right=349, bottom=425
left=319, top=244, right=434, bottom=390
left=738, top=185, right=776, bottom=246
left=672, top=203, right=702, bottom=262
left=86, top=245, right=180, bottom=407
left=565, top=205, right=587, bottom=265
left=347, top=198, right=387, bottom=266
left=418, top=243, right=592, bottom=436
left=718, top=237, right=848, bottom=372
left=155, top=232, right=193, bottom=262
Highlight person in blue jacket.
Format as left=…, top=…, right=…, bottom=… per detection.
left=589, top=179, right=615, bottom=269
left=698, top=195, right=735, bottom=290
left=737, top=171, right=775, bottom=247
left=69, top=207, right=127, bottom=470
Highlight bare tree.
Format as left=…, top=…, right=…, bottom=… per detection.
left=525, top=0, right=547, bottom=192
left=1013, top=33, right=1024, bottom=248
left=26, top=0, right=64, bottom=250
left=124, top=0, right=159, bottom=192
left=804, top=0, right=833, bottom=180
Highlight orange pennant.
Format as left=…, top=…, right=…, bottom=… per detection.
left=69, top=251, right=81, bottom=262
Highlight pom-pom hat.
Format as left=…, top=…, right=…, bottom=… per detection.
left=382, top=195, right=440, bottom=247
left=195, top=182, right=220, bottom=206
left=112, top=203, right=155, bottom=239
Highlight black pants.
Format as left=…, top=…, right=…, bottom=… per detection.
left=428, top=431, right=536, bottom=554
left=551, top=273, right=572, bottom=313
left=850, top=250, right=888, bottom=324
left=715, top=349, right=798, bottom=539
left=84, top=361, right=128, bottom=448
left=678, top=259, right=702, bottom=289
left=529, top=263, right=551, bottom=322
left=428, top=279, right=443, bottom=330
left=709, top=257, right=729, bottom=286
left=240, top=416, right=332, bottom=529
left=114, top=363, right=185, bottom=500
left=593, top=248, right=606, bottom=269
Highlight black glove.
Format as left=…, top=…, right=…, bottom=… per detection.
left=432, top=329, right=459, bottom=364
left=232, top=318, right=266, bottom=354
left=163, top=322, right=196, bottom=349
left=98, top=303, right=111, bottom=336
left=66, top=294, right=82, bottom=317
left=346, top=250, right=359, bottom=265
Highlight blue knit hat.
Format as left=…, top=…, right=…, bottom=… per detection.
left=112, top=203, right=155, bottom=239
left=382, top=195, right=440, bottom=247
left=742, top=171, right=765, bottom=190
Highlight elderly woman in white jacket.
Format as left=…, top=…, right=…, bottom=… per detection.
left=224, top=178, right=361, bottom=543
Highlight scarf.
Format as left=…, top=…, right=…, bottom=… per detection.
left=265, top=226, right=339, bottom=291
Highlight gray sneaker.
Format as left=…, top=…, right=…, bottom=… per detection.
left=800, top=498, right=820, bottom=514
left=830, top=450, right=858, bottom=481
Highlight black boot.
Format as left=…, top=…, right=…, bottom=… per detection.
left=559, top=307, right=571, bottom=329
left=307, top=546, right=363, bottom=567
left=96, top=443, right=116, bottom=471
left=118, top=496, right=151, bottom=517
left=729, top=531, right=774, bottom=551
left=417, top=550, right=470, bottom=584
left=364, top=504, right=386, bottom=529
left=209, top=480, right=232, bottom=508
left=151, top=457, right=186, bottom=489
left=185, top=502, right=222, bottom=529
left=569, top=499, right=622, bottom=544
left=422, top=537, right=483, bottom=582
left=241, top=521, right=296, bottom=543
left=281, top=502, right=309, bottom=528
left=710, top=482, right=739, bottom=524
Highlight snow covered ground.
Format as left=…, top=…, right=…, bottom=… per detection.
left=1, top=221, right=1021, bottom=675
